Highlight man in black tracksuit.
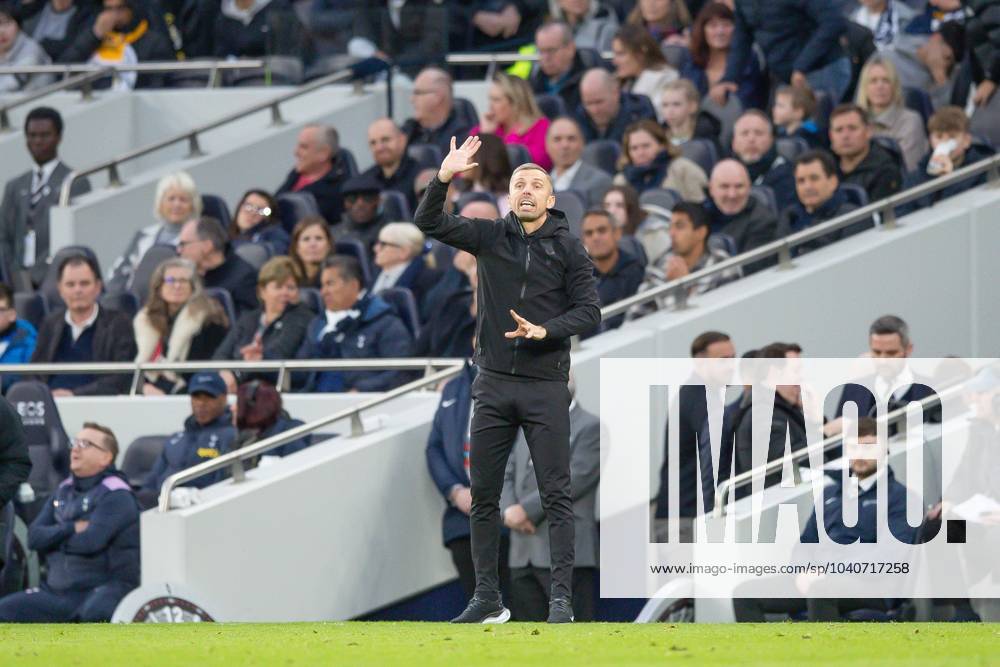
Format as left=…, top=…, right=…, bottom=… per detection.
left=414, top=136, right=601, bottom=624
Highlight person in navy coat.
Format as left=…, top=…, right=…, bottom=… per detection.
left=425, top=360, right=510, bottom=600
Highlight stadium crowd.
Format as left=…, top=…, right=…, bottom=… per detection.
left=0, top=0, right=998, bottom=624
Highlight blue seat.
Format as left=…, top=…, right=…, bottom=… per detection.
left=453, top=98, right=479, bottom=128
left=708, top=232, right=738, bottom=256
left=299, top=287, right=323, bottom=314
left=555, top=190, right=587, bottom=237
left=505, top=143, right=533, bottom=168
left=408, top=143, right=443, bottom=170
left=750, top=185, right=778, bottom=216
left=379, top=287, right=420, bottom=338
left=339, top=148, right=359, bottom=177
left=100, top=291, right=139, bottom=318
left=201, top=194, right=232, bottom=230
left=381, top=190, right=411, bottom=221
left=277, top=191, right=321, bottom=232
left=5, top=381, right=71, bottom=499
left=536, top=94, right=567, bottom=120
left=903, top=87, right=934, bottom=126
left=334, top=238, right=374, bottom=287
left=582, top=139, right=620, bottom=176
left=13, top=292, right=46, bottom=331
left=234, top=242, right=272, bottom=271
left=204, top=287, right=238, bottom=328
left=839, top=183, right=870, bottom=207
left=639, top=187, right=681, bottom=212
left=679, top=138, right=719, bottom=175
left=775, top=136, right=809, bottom=163
left=129, top=244, right=179, bottom=305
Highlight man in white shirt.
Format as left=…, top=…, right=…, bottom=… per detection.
left=546, top=117, right=612, bottom=207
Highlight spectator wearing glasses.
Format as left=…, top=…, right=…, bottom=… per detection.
left=108, top=171, right=201, bottom=294
left=133, top=258, right=230, bottom=396
left=138, top=373, right=236, bottom=509
left=529, top=21, right=592, bottom=114
left=331, top=174, right=388, bottom=262
left=549, top=0, right=618, bottom=52
left=0, top=422, right=140, bottom=623
left=228, top=189, right=289, bottom=255
left=0, top=282, right=38, bottom=392
left=402, top=67, right=472, bottom=157
left=177, top=216, right=258, bottom=316
left=30, top=254, right=137, bottom=396
left=362, top=118, right=423, bottom=213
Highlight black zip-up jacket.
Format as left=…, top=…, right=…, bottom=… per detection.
left=414, top=176, right=600, bottom=381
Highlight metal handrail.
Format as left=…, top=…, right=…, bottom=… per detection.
left=0, top=358, right=464, bottom=396
left=0, top=60, right=266, bottom=76
left=0, top=69, right=113, bottom=132
left=156, top=364, right=464, bottom=512
left=711, top=385, right=953, bottom=517
left=601, top=153, right=1000, bottom=322
left=57, top=66, right=357, bottom=206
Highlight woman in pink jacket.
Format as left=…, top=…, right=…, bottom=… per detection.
left=471, top=73, right=553, bottom=171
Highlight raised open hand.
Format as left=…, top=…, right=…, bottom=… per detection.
left=439, top=135, right=482, bottom=183
left=504, top=309, right=547, bottom=341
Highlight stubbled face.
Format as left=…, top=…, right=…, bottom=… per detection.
left=830, top=111, right=871, bottom=159
left=546, top=119, right=585, bottom=169
left=794, top=160, right=838, bottom=211
left=732, top=115, right=773, bottom=163
left=581, top=214, right=619, bottom=261
left=508, top=168, right=555, bottom=223
left=847, top=434, right=881, bottom=478
left=58, top=262, right=101, bottom=314
left=709, top=164, right=751, bottom=215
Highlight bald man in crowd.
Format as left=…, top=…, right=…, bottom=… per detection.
left=703, top=159, right=777, bottom=257
left=402, top=67, right=473, bottom=156
left=546, top=117, right=612, bottom=206
left=277, top=124, right=350, bottom=224
left=362, top=118, right=423, bottom=212
left=574, top=68, right=656, bottom=143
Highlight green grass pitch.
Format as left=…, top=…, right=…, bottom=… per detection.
left=0, top=622, right=996, bottom=666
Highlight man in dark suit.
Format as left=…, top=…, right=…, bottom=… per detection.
left=547, top=117, right=612, bottom=207
left=30, top=254, right=136, bottom=396
left=0, top=107, right=91, bottom=290
left=425, top=359, right=510, bottom=601
left=276, top=124, right=350, bottom=224
left=362, top=118, right=422, bottom=213
left=825, top=315, right=939, bottom=444
left=501, top=376, right=600, bottom=622
left=654, top=331, right=736, bottom=542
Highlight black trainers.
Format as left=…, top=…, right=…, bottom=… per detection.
left=450, top=596, right=511, bottom=624
left=547, top=597, right=574, bottom=623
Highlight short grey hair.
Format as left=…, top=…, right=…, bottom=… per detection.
left=869, top=314, right=910, bottom=347
left=511, top=162, right=554, bottom=190
left=379, top=222, right=425, bottom=257
left=305, top=123, right=339, bottom=154
left=193, top=216, right=228, bottom=253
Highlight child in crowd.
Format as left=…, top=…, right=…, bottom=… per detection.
left=772, top=85, right=825, bottom=148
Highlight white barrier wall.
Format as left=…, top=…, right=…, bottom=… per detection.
left=130, top=184, right=1000, bottom=621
